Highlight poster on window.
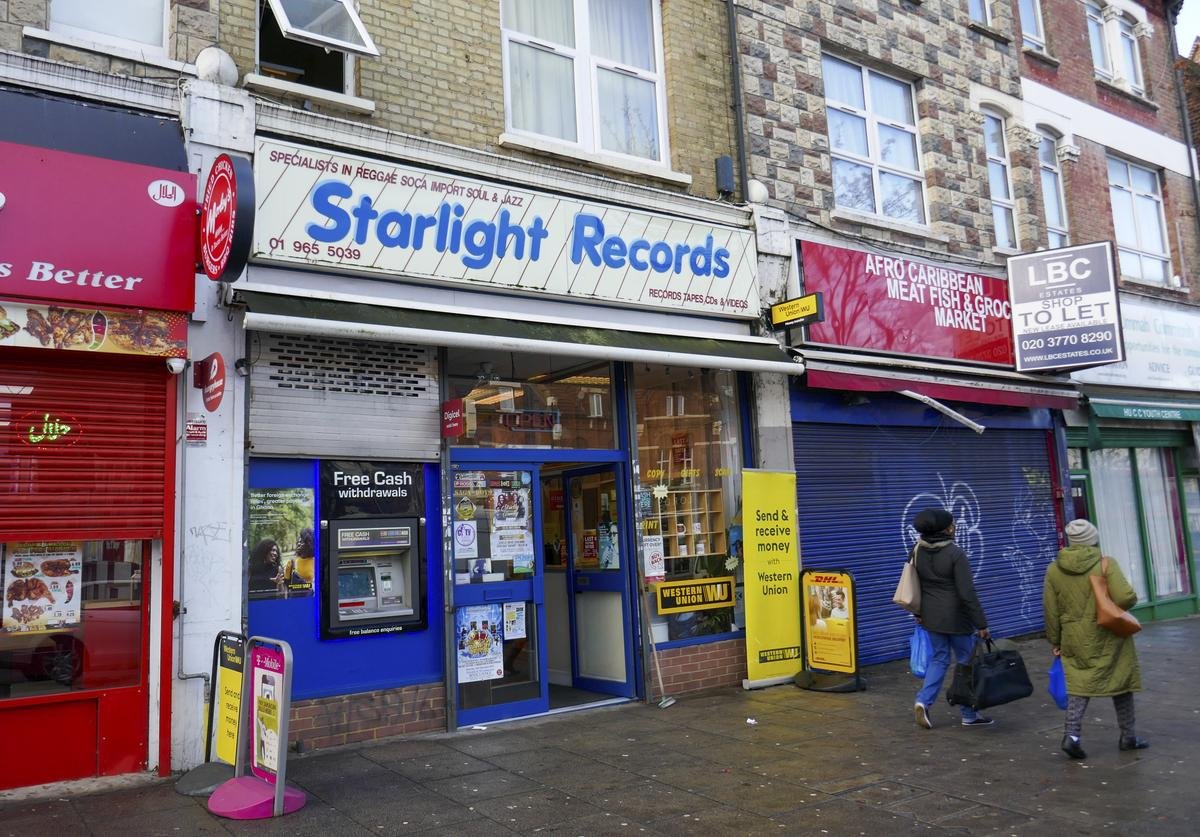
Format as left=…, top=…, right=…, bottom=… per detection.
left=503, top=601, right=527, bottom=640
left=453, top=519, right=479, bottom=560
left=248, top=487, right=315, bottom=600
left=456, top=604, right=504, bottom=683
left=492, top=488, right=529, bottom=530
left=2, top=541, right=83, bottom=633
left=490, top=529, right=535, bottom=575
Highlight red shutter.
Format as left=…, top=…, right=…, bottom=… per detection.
left=0, top=351, right=170, bottom=541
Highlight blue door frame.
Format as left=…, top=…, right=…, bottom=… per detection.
left=450, top=449, right=638, bottom=723
left=560, top=462, right=638, bottom=697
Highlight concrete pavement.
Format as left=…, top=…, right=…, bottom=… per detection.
left=3, top=616, right=1198, bottom=835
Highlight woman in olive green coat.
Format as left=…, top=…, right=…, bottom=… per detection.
left=1043, top=519, right=1147, bottom=760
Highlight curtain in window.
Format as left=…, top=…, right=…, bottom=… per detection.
left=1184, top=477, right=1200, bottom=589
left=1136, top=449, right=1189, bottom=597
left=509, top=43, right=578, bottom=142
left=1090, top=448, right=1149, bottom=600
left=590, top=0, right=654, bottom=70
left=51, top=0, right=164, bottom=47
left=504, top=0, right=574, bottom=44
left=822, top=56, right=865, bottom=108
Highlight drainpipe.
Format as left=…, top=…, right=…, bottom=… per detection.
left=1166, top=0, right=1200, bottom=269
left=725, top=0, right=750, bottom=201
left=175, top=366, right=211, bottom=701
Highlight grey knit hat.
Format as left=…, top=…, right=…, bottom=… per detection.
left=1065, top=519, right=1099, bottom=547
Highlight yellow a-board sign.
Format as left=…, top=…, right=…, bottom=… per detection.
left=801, top=570, right=857, bottom=674
left=214, top=635, right=244, bottom=765
left=742, top=470, right=802, bottom=685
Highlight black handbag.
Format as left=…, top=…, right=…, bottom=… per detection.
left=945, top=638, right=1033, bottom=711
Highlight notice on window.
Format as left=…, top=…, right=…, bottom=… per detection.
left=248, top=487, right=315, bottom=600
left=642, top=534, right=665, bottom=582
left=2, top=541, right=82, bottom=633
left=454, top=519, right=479, bottom=560
left=492, top=488, right=530, bottom=530
left=490, top=529, right=534, bottom=575
left=456, top=604, right=504, bottom=683
left=503, top=601, right=527, bottom=640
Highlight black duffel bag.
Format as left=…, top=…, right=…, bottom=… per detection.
left=946, top=638, right=1033, bottom=711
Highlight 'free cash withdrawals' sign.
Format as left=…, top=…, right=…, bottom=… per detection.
left=742, top=470, right=802, bottom=684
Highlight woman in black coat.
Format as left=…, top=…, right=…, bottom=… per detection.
left=911, top=508, right=992, bottom=729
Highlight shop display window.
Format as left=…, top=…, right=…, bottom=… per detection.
left=1, top=540, right=146, bottom=699
left=632, top=367, right=742, bottom=641
left=445, top=352, right=616, bottom=449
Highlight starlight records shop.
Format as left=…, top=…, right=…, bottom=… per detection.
left=235, top=139, right=802, bottom=736
left=0, top=88, right=196, bottom=790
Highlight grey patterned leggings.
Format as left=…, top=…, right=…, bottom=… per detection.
left=1065, top=692, right=1136, bottom=738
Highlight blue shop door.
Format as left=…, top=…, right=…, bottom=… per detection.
left=451, top=465, right=549, bottom=726
left=563, top=465, right=637, bottom=697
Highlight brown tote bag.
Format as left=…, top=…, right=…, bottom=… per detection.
left=893, top=545, right=921, bottom=615
left=1090, top=557, right=1141, bottom=638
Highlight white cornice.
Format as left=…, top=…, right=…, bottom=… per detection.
left=0, top=48, right=180, bottom=115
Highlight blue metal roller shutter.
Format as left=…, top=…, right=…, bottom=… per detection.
left=792, top=423, right=1059, bottom=665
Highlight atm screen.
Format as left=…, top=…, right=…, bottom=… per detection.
left=338, top=568, right=375, bottom=599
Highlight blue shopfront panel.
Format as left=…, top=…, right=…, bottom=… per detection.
left=791, top=392, right=1059, bottom=665
left=248, top=459, right=443, bottom=700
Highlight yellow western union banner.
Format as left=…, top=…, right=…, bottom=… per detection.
left=743, top=469, right=802, bottom=685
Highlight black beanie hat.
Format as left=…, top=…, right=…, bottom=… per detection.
left=913, top=508, right=953, bottom=535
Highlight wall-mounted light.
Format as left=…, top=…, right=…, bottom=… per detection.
left=234, top=358, right=250, bottom=377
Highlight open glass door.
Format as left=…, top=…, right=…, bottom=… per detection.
left=451, top=465, right=548, bottom=725
left=564, top=465, right=636, bottom=697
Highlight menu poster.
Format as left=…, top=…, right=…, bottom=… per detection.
left=503, top=601, right=527, bottom=640
left=456, top=604, right=504, bottom=683
left=249, top=644, right=286, bottom=783
left=2, top=541, right=83, bottom=633
left=490, top=529, right=535, bottom=575
left=248, top=487, right=315, bottom=600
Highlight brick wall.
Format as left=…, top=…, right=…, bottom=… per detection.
left=736, top=0, right=1023, bottom=263
left=288, top=682, right=446, bottom=753
left=1018, top=0, right=1181, bottom=139
left=216, top=0, right=735, bottom=199
left=649, top=638, right=747, bottom=699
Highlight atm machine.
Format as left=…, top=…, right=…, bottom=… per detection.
left=319, top=460, right=427, bottom=640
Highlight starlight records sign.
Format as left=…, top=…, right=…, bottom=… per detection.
left=253, top=139, right=758, bottom=318
left=800, top=241, right=1014, bottom=365
left=1008, top=242, right=1123, bottom=372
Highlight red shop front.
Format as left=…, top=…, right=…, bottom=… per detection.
left=0, top=104, right=195, bottom=790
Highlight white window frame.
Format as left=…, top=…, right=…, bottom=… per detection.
left=264, top=0, right=379, bottom=57
left=1107, top=155, right=1170, bottom=284
left=1019, top=0, right=1047, bottom=51
left=968, top=0, right=993, bottom=27
left=1086, top=2, right=1145, bottom=96
left=982, top=110, right=1018, bottom=251
left=822, top=55, right=928, bottom=225
left=500, top=0, right=671, bottom=168
left=48, top=0, right=169, bottom=58
left=1038, top=130, right=1070, bottom=248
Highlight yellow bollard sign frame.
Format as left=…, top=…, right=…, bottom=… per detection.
left=742, top=470, right=802, bottom=686
left=801, top=570, right=857, bottom=674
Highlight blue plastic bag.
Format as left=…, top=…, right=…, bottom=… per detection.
left=910, top=625, right=931, bottom=678
left=1047, top=656, right=1068, bottom=710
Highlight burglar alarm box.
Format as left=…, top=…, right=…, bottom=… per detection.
left=319, top=460, right=428, bottom=640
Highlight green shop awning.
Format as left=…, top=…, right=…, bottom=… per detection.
left=1089, top=398, right=1200, bottom=422
left=236, top=290, right=804, bottom=376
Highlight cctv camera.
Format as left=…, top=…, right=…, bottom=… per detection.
left=166, top=358, right=188, bottom=375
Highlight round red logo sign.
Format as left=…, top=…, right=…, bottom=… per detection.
left=201, top=155, right=239, bottom=281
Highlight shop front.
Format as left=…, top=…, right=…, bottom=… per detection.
left=1066, top=293, right=1200, bottom=622
left=784, top=238, right=1078, bottom=664
left=235, top=137, right=799, bottom=743
left=0, top=88, right=195, bottom=789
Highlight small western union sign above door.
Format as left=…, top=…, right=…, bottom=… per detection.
left=653, top=576, right=736, bottom=614
left=770, top=292, right=824, bottom=328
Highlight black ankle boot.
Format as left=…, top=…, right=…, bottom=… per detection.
left=1119, top=735, right=1149, bottom=751
left=1061, top=735, right=1086, bottom=759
